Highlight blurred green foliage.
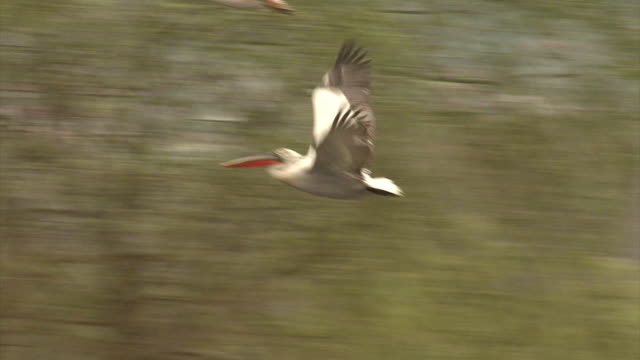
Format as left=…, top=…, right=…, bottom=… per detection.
left=1, top=0, right=638, bottom=359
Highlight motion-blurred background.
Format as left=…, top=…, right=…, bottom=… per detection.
left=1, top=1, right=638, bottom=359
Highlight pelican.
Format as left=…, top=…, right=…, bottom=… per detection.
left=213, top=0, right=294, bottom=14
left=221, top=41, right=403, bottom=199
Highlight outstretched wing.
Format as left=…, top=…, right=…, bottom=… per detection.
left=311, top=105, right=374, bottom=174
left=322, top=40, right=372, bottom=107
left=309, top=41, right=375, bottom=173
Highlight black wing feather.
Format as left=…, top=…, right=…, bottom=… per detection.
left=313, top=106, right=372, bottom=174
left=325, top=41, right=371, bottom=93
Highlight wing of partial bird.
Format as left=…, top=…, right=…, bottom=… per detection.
left=309, top=41, right=375, bottom=174
left=213, top=0, right=294, bottom=12
left=213, top=0, right=261, bottom=9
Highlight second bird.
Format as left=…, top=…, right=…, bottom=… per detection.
left=212, top=0, right=294, bottom=14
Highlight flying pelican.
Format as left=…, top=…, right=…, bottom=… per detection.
left=213, top=0, right=294, bottom=14
left=221, top=41, right=403, bottom=199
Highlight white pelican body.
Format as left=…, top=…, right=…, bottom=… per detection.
left=222, top=42, right=403, bottom=199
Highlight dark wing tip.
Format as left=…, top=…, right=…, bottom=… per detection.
left=336, top=40, right=370, bottom=67
left=329, top=106, right=368, bottom=133
left=324, top=40, right=372, bottom=97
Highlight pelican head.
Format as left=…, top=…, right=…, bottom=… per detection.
left=220, top=148, right=301, bottom=169
left=272, top=148, right=302, bottom=163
